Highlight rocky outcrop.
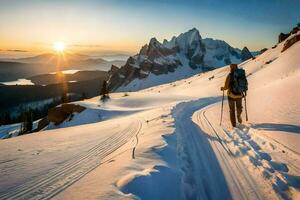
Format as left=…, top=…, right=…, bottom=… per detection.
left=241, top=47, right=253, bottom=61
left=278, top=23, right=300, bottom=43
left=36, top=118, right=49, bottom=131
left=279, top=23, right=300, bottom=52
left=259, top=48, right=268, bottom=54
left=47, top=104, right=85, bottom=125
left=37, top=103, right=86, bottom=130
left=279, top=33, right=290, bottom=43
left=282, top=33, right=300, bottom=52
left=291, top=25, right=300, bottom=34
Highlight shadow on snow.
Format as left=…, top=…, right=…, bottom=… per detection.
left=252, top=123, right=300, bottom=134
left=121, top=97, right=233, bottom=200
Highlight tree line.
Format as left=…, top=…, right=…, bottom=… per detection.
left=1, top=80, right=109, bottom=135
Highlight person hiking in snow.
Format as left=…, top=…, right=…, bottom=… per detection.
left=221, top=63, right=248, bottom=127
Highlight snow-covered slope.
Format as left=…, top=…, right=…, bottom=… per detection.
left=0, top=27, right=299, bottom=200
left=108, top=28, right=254, bottom=92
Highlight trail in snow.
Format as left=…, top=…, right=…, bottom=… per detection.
left=0, top=120, right=142, bottom=200
left=172, top=98, right=236, bottom=200
left=173, top=98, right=268, bottom=200
left=120, top=98, right=299, bottom=199
left=200, top=103, right=300, bottom=199
left=196, top=109, right=269, bottom=200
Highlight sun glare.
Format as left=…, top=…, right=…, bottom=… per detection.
left=53, top=41, right=65, bottom=52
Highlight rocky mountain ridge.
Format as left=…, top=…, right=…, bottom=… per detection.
left=108, top=28, right=253, bottom=91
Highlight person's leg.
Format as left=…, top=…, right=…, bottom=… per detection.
left=236, top=98, right=243, bottom=124
left=228, top=97, right=236, bottom=127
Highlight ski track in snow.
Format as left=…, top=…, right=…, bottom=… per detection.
left=119, top=97, right=299, bottom=200
left=121, top=98, right=272, bottom=200
left=171, top=98, right=265, bottom=200
left=195, top=102, right=300, bottom=199
left=0, top=120, right=142, bottom=200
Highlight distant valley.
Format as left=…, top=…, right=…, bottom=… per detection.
left=0, top=53, right=125, bottom=82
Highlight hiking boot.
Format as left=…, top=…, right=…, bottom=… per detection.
left=238, top=116, right=242, bottom=124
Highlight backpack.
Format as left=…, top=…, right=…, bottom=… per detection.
left=229, top=68, right=248, bottom=95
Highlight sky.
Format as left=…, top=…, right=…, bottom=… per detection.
left=0, top=0, right=299, bottom=58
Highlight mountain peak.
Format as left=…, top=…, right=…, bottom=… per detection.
left=189, top=27, right=199, bottom=33
left=241, top=46, right=253, bottom=61
left=186, top=27, right=201, bottom=38
left=149, top=37, right=161, bottom=46
left=176, top=28, right=202, bottom=47
left=242, top=46, right=250, bottom=51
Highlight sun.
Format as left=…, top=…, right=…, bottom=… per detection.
left=53, top=41, right=65, bottom=52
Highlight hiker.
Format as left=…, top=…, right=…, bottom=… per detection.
left=221, top=64, right=248, bottom=127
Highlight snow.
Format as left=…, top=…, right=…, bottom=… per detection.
left=118, top=63, right=202, bottom=92
left=46, top=99, right=139, bottom=130
left=163, top=36, right=177, bottom=49
left=0, top=120, right=40, bottom=139
left=202, top=38, right=241, bottom=67
left=166, top=28, right=202, bottom=52
left=0, top=33, right=299, bottom=199
left=139, top=70, right=149, bottom=75
left=154, top=55, right=177, bottom=65
left=0, top=78, right=34, bottom=85
left=0, top=123, right=21, bottom=138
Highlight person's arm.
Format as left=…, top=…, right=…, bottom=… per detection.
left=221, top=74, right=230, bottom=91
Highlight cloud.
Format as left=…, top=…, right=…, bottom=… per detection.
left=0, top=49, right=28, bottom=52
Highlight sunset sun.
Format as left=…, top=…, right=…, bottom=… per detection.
left=53, top=41, right=65, bottom=52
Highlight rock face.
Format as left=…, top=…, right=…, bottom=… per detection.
left=108, top=28, right=245, bottom=91
left=108, top=65, right=119, bottom=76
left=278, top=23, right=300, bottom=43
left=241, top=47, right=253, bottom=61
left=201, top=38, right=241, bottom=66
left=282, top=32, right=300, bottom=52
left=47, top=104, right=86, bottom=125
left=260, top=48, right=268, bottom=54
left=279, top=33, right=290, bottom=43
left=37, top=103, right=86, bottom=130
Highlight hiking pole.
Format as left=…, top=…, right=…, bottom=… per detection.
left=244, top=92, right=249, bottom=121
left=220, top=90, right=225, bottom=126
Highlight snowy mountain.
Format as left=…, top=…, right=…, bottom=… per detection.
left=108, top=28, right=252, bottom=91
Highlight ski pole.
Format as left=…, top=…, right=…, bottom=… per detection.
left=244, top=92, right=248, bottom=121
left=220, top=90, right=225, bottom=126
